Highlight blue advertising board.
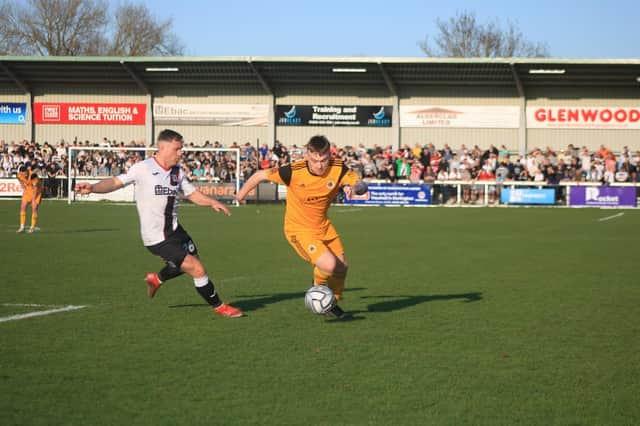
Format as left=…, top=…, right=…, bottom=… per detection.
left=344, top=183, right=431, bottom=206
left=0, top=103, right=27, bottom=124
left=501, top=188, right=556, bottom=205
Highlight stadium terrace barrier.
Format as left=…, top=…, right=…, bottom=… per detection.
left=343, top=180, right=639, bottom=207
left=1, top=178, right=638, bottom=208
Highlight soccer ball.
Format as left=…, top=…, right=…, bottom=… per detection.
left=304, top=285, right=336, bottom=314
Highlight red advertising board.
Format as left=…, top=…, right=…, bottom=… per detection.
left=34, top=103, right=146, bottom=125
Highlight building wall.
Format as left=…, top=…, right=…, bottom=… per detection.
left=4, top=77, right=637, bottom=153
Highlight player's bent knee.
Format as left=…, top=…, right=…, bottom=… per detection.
left=181, top=255, right=206, bottom=277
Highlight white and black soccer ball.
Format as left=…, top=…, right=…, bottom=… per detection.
left=304, top=285, right=336, bottom=314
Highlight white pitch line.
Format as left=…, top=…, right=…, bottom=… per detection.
left=598, top=212, right=624, bottom=222
left=335, top=208, right=363, bottom=213
left=0, top=305, right=87, bottom=323
left=2, top=303, right=48, bottom=307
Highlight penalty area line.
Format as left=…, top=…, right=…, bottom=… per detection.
left=0, top=305, right=87, bottom=323
left=597, top=212, right=624, bottom=222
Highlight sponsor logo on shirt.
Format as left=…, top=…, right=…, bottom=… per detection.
left=154, top=185, right=178, bottom=196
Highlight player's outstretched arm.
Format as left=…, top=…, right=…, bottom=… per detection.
left=187, top=190, right=231, bottom=216
left=236, top=169, right=268, bottom=202
left=74, top=177, right=124, bottom=194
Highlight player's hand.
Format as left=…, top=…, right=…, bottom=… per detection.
left=211, top=200, right=231, bottom=216
left=74, top=182, right=92, bottom=194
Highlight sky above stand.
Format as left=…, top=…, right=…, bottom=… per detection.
left=143, top=0, right=639, bottom=58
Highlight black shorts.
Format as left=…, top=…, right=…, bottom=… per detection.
left=146, top=225, right=198, bottom=269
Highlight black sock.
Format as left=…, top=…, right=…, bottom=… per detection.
left=158, top=264, right=183, bottom=282
left=195, top=281, right=222, bottom=307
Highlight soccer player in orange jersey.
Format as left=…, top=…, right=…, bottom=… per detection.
left=236, top=135, right=368, bottom=319
left=16, top=166, right=43, bottom=233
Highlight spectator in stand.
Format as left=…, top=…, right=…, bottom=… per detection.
left=1, top=151, right=13, bottom=176
left=477, top=167, right=497, bottom=204
left=498, top=145, right=510, bottom=164
left=459, top=166, right=472, bottom=204
left=362, top=154, right=377, bottom=178
left=615, top=164, right=630, bottom=182
left=419, top=146, right=430, bottom=170
left=429, top=149, right=442, bottom=174
left=379, top=157, right=396, bottom=181
left=409, top=158, right=424, bottom=183
left=545, top=165, right=561, bottom=202
left=45, top=160, right=61, bottom=197
left=423, top=165, right=436, bottom=184
left=411, top=143, right=422, bottom=159
left=587, top=165, right=602, bottom=182
left=396, top=156, right=411, bottom=180
left=597, top=144, right=612, bottom=160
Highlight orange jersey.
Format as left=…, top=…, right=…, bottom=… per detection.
left=17, top=171, right=43, bottom=200
left=266, top=159, right=360, bottom=234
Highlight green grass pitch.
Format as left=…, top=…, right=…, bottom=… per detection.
left=1, top=201, right=639, bottom=425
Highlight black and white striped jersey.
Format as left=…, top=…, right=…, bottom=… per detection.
left=117, top=157, right=196, bottom=246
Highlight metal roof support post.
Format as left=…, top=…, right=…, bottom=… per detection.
left=146, top=93, right=154, bottom=147
left=378, top=63, right=400, bottom=149
left=510, top=63, right=527, bottom=156
left=248, top=60, right=276, bottom=147
left=120, top=61, right=154, bottom=146
left=26, top=91, right=33, bottom=143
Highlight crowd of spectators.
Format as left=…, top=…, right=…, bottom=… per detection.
left=2, top=137, right=639, bottom=201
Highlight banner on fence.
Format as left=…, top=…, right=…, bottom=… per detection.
left=0, top=178, right=23, bottom=196
left=569, top=186, right=637, bottom=207
left=501, top=188, right=556, bottom=205
left=343, top=183, right=431, bottom=205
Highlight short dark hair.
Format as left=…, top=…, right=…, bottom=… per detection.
left=306, top=135, right=330, bottom=153
left=157, top=129, right=183, bottom=144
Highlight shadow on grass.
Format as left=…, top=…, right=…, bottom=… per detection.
left=169, top=289, right=481, bottom=317
left=358, top=292, right=482, bottom=313
left=47, top=228, right=121, bottom=234
left=168, top=287, right=367, bottom=312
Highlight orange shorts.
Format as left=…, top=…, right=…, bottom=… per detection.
left=286, top=223, right=344, bottom=265
left=22, top=192, right=41, bottom=204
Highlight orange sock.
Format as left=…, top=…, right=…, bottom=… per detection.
left=20, top=212, right=26, bottom=227
left=328, top=270, right=346, bottom=301
left=31, top=213, right=38, bottom=228
left=313, top=266, right=331, bottom=286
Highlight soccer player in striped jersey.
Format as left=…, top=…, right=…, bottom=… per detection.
left=236, top=135, right=368, bottom=319
left=75, top=129, right=243, bottom=318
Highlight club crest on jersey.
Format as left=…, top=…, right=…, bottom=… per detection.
left=170, top=174, right=179, bottom=186
left=326, top=180, right=335, bottom=189
left=308, top=244, right=317, bottom=253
